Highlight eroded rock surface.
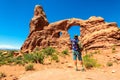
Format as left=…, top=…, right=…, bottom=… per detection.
left=21, top=5, right=120, bottom=53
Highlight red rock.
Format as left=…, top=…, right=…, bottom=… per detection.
left=20, top=5, right=120, bottom=53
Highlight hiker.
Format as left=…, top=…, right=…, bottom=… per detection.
left=71, top=35, right=84, bottom=71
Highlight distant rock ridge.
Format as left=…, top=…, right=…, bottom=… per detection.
left=20, top=5, right=120, bottom=53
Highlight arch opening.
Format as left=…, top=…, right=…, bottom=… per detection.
left=68, top=26, right=80, bottom=39
left=59, top=32, right=62, bottom=37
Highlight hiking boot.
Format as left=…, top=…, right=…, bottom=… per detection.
left=81, top=67, right=85, bottom=72
left=75, top=68, right=78, bottom=71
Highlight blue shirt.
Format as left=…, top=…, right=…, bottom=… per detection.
left=71, top=39, right=79, bottom=51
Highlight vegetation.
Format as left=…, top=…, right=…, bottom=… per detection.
left=25, top=63, right=34, bottom=71
left=41, top=47, right=55, bottom=56
left=32, top=51, right=45, bottom=64
left=83, top=54, right=100, bottom=69
left=111, top=44, right=116, bottom=53
left=51, top=53, right=59, bottom=62
left=106, top=61, right=113, bottom=67
left=62, top=49, right=69, bottom=55
left=0, top=47, right=59, bottom=66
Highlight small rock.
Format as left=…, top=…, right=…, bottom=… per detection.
left=67, top=63, right=73, bottom=68
left=65, top=61, right=68, bottom=63
left=61, top=62, right=64, bottom=64
left=13, top=76, right=18, bottom=80
left=112, top=70, right=116, bottom=73
left=106, top=55, right=110, bottom=57
left=10, top=75, right=13, bottom=77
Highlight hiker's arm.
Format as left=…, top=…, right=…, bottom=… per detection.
left=69, top=43, right=72, bottom=49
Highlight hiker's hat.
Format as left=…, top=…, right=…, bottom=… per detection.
left=74, top=34, right=78, bottom=38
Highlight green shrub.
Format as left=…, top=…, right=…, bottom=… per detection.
left=6, top=58, right=15, bottom=64
left=111, top=45, right=116, bottom=53
left=83, top=54, right=100, bottom=69
left=42, top=47, right=55, bottom=56
left=0, top=72, right=6, bottom=78
left=62, top=49, right=68, bottom=55
left=23, top=53, right=35, bottom=63
left=13, top=56, right=24, bottom=65
left=33, top=52, right=45, bottom=64
left=8, top=50, right=15, bottom=55
left=51, top=54, right=59, bottom=62
left=0, top=52, right=3, bottom=56
left=106, top=62, right=113, bottom=67
left=0, top=57, right=5, bottom=65
left=0, top=52, right=8, bottom=65
left=25, top=63, right=34, bottom=71
left=0, top=48, right=58, bottom=66
left=0, top=61, right=6, bottom=66
left=14, top=60, right=25, bottom=66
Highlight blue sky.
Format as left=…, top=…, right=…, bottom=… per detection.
left=0, top=0, right=120, bottom=49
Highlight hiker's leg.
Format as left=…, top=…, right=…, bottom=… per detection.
left=79, top=60, right=83, bottom=67
left=74, top=60, right=77, bottom=69
left=78, top=52, right=85, bottom=71
left=77, top=52, right=83, bottom=67
left=72, top=50, right=77, bottom=70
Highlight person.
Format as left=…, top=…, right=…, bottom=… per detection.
left=71, top=35, right=84, bottom=71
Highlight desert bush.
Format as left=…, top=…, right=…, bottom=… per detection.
left=51, top=54, right=59, bottom=62
left=0, top=52, right=3, bottom=56
left=13, top=56, right=24, bottom=65
left=0, top=61, right=6, bottom=66
left=6, top=57, right=15, bottom=64
left=42, top=47, right=55, bottom=56
left=0, top=72, right=6, bottom=79
left=62, top=49, right=68, bottom=55
left=106, top=61, right=113, bottom=67
left=0, top=48, right=59, bottom=66
left=8, top=50, right=15, bottom=54
left=14, top=60, right=25, bottom=66
left=25, top=63, right=34, bottom=71
left=23, top=53, right=35, bottom=63
left=33, top=52, right=45, bottom=64
left=0, top=52, right=8, bottom=65
left=111, top=45, right=116, bottom=53
left=0, top=56, right=5, bottom=65
left=83, top=54, right=100, bottom=69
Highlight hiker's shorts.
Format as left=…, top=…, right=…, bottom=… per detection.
left=72, top=50, right=82, bottom=61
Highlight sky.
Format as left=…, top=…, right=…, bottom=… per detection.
left=0, top=0, right=120, bottom=49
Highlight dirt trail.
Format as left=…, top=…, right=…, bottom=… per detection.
left=19, top=53, right=120, bottom=80
left=19, top=66, right=120, bottom=80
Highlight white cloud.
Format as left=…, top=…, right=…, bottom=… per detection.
left=0, top=45, right=20, bottom=49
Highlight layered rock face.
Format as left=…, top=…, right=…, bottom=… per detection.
left=21, top=5, right=120, bottom=53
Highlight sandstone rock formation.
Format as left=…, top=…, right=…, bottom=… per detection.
left=21, top=5, right=120, bottom=53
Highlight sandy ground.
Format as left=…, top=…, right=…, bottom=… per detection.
left=19, top=66, right=120, bottom=80
left=1, top=63, right=120, bottom=80
left=0, top=52, right=120, bottom=80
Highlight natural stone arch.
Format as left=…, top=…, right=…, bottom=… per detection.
left=67, top=25, right=81, bottom=39
left=21, top=5, right=120, bottom=53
